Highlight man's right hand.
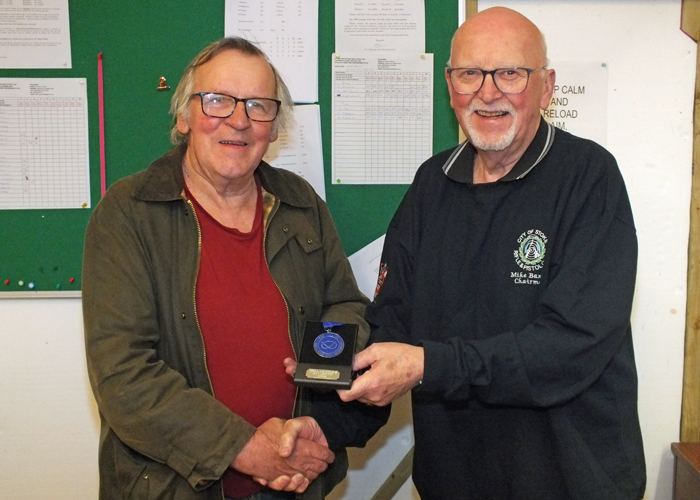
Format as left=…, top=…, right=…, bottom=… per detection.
left=339, top=342, right=424, bottom=407
left=231, top=417, right=335, bottom=493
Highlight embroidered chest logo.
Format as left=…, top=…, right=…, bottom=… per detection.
left=512, top=229, right=547, bottom=285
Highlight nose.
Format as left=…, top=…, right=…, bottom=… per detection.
left=224, top=101, right=251, bottom=129
left=477, top=73, right=503, bottom=102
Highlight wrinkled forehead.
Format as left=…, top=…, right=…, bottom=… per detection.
left=193, top=50, right=276, bottom=93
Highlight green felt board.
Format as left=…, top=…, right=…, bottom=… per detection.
left=0, top=0, right=458, bottom=294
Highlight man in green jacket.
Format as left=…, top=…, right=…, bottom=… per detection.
left=83, top=37, right=388, bottom=500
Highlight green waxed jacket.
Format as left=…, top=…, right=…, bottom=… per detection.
left=83, top=145, right=388, bottom=500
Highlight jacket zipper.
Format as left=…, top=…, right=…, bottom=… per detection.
left=262, top=193, right=300, bottom=418
left=186, top=199, right=216, bottom=397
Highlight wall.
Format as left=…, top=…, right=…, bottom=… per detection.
left=1, top=298, right=98, bottom=497
left=0, top=1, right=695, bottom=499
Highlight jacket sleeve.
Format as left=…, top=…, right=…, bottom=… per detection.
left=364, top=177, right=422, bottom=346
left=309, top=194, right=390, bottom=449
left=367, top=156, right=638, bottom=409
left=82, top=184, right=254, bottom=491
left=307, top=389, right=390, bottom=451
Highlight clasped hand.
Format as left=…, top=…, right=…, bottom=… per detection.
left=231, top=416, right=335, bottom=493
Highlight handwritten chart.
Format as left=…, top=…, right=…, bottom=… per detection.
left=0, top=78, right=90, bottom=209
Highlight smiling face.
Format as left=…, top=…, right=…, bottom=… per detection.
left=177, top=49, right=278, bottom=190
left=447, top=8, right=555, bottom=159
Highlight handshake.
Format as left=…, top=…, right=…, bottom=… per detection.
left=232, top=342, right=425, bottom=494
left=231, top=415, right=335, bottom=494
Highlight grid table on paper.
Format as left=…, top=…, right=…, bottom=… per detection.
left=0, top=96, right=88, bottom=209
left=333, top=65, right=433, bottom=185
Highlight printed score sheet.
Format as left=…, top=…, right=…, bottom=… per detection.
left=0, top=78, right=90, bottom=209
left=263, top=104, right=325, bottom=200
left=335, top=0, right=425, bottom=53
left=332, top=53, right=433, bottom=184
left=225, top=0, right=318, bottom=103
left=0, top=0, right=72, bottom=69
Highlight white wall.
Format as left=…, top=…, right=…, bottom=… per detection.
left=0, top=2, right=694, bottom=499
left=0, top=298, right=99, bottom=498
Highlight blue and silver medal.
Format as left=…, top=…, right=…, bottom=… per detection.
left=313, top=322, right=345, bottom=358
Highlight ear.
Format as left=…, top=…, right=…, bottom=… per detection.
left=540, top=69, right=556, bottom=110
left=176, top=113, right=191, bottom=136
left=269, top=130, right=279, bottom=143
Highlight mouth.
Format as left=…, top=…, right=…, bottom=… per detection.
left=475, top=110, right=509, bottom=118
left=220, top=140, right=247, bottom=146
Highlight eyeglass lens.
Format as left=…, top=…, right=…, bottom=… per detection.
left=200, top=93, right=279, bottom=121
left=449, top=68, right=531, bottom=94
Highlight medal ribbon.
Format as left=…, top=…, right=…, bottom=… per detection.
left=322, top=321, right=343, bottom=331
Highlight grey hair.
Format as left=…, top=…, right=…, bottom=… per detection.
left=169, top=37, right=294, bottom=145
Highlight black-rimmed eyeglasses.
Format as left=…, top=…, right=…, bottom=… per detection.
left=446, top=67, right=546, bottom=95
left=190, top=92, right=281, bottom=122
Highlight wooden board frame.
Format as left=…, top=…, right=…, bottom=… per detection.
left=681, top=0, right=700, bottom=442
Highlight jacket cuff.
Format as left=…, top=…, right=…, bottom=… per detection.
left=183, top=423, right=256, bottom=490
left=417, top=339, right=472, bottom=399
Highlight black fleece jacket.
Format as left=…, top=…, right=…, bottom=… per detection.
left=366, top=119, right=645, bottom=500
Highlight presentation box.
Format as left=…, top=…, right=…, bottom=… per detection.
left=293, top=321, right=358, bottom=390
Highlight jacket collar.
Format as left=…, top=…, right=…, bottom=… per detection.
left=132, top=143, right=314, bottom=208
left=442, top=117, right=556, bottom=184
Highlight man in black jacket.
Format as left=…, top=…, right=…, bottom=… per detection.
left=339, top=7, right=646, bottom=500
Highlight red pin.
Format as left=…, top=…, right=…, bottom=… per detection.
left=69, top=277, right=75, bottom=283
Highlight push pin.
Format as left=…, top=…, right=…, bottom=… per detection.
left=157, top=76, right=171, bottom=91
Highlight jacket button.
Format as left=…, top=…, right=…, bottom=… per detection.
left=181, top=313, right=186, bottom=319
left=283, top=227, right=289, bottom=233
left=307, top=238, right=313, bottom=244
left=299, top=306, right=305, bottom=314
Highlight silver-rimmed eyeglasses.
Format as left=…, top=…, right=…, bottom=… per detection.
left=190, top=92, right=281, bottom=122
left=446, top=67, right=546, bottom=95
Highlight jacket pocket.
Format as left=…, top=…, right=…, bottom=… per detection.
left=115, top=443, right=187, bottom=499
left=113, top=443, right=148, bottom=498
left=294, top=230, right=323, bottom=254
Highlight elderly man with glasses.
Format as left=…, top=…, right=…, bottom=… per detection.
left=83, top=37, right=388, bottom=500
left=336, top=7, right=646, bottom=500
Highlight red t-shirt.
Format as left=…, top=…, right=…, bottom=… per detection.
left=188, top=182, right=296, bottom=498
